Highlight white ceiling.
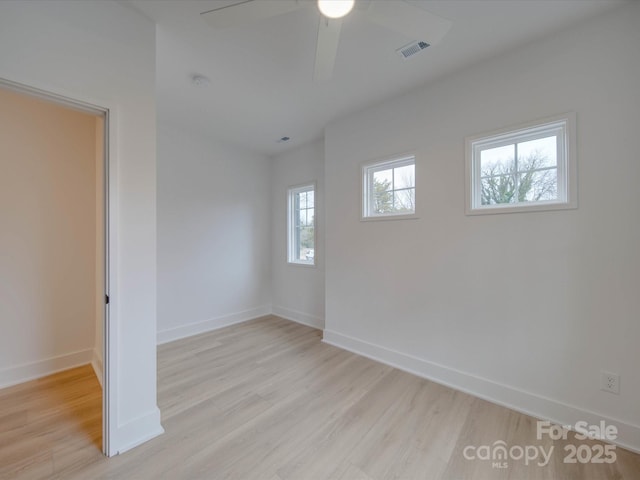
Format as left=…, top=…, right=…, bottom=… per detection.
left=129, top=0, right=626, bottom=156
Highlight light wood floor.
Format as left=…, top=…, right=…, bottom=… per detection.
left=0, top=364, right=102, bottom=479
left=1, top=315, right=639, bottom=479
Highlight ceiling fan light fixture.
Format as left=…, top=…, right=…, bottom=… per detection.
left=317, top=0, right=354, bottom=19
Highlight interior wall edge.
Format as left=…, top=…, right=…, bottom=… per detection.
left=272, top=305, right=325, bottom=330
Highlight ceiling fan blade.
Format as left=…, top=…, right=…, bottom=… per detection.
left=313, top=17, right=343, bottom=82
left=365, top=1, right=452, bottom=46
left=201, top=0, right=304, bottom=29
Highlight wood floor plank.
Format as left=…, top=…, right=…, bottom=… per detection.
left=0, top=364, right=100, bottom=480
left=349, top=379, right=474, bottom=480
left=1, top=316, right=639, bottom=479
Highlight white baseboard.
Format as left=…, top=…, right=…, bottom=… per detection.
left=272, top=305, right=324, bottom=330
left=91, top=348, right=103, bottom=389
left=322, top=329, right=640, bottom=454
left=0, top=348, right=93, bottom=389
left=157, top=305, right=272, bottom=345
left=115, top=406, right=164, bottom=454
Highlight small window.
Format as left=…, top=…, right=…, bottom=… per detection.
left=466, top=113, right=577, bottom=215
left=362, top=155, right=416, bottom=219
left=288, top=183, right=315, bottom=265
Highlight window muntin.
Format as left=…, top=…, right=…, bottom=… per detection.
left=467, top=114, right=576, bottom=214
left=288, top=183, right=315, bottom=265
left=363, top=155, right=416, bottom=219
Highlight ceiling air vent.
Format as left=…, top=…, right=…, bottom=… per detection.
left=396, top=41, right=430, bottom=59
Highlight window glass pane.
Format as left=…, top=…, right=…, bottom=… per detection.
left=480, top=145, right=515, bottom=177
left=364, top=156, right=416, bottom=218
left=373, top=191, right=394, bottom=214
left=480, top=174, right=517, bottom=205
left=300, top=225, right=314, bottom=261
left=518, top=136, right=557, bottom=170
left=469, top=116, right=572, bottom=213
left=373, top=169, right=393, bottom=191
left=300, top=226, right=314, bottom=247
left=394, top=164, right=415, bottom=189
left=298, top=191, right=307, bottom=209
left=288, top=184, right=315, bottom=264
left=394, top=189, right=415, bottom=212
left=518, top=169, right=558, bottom=202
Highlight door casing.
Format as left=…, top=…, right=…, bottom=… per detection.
left=0, top=77, right=117, bottom=456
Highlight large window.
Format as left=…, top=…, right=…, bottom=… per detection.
left=362, top=155, right=416, bottom=219
left=288, top=183, right=315, bottom=265
left=466, top=113, right=576, bottom=215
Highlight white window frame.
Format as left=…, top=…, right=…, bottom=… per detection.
left=287, top=182, right=316, bottom=266
left=465, top=113, right=577, bottom=215
left=362, top=153, right=417, bottom=221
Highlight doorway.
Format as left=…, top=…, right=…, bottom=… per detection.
left=0, top=79, right=111, bottom=455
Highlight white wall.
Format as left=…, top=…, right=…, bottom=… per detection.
left=0, top=0, right=161, bottom=454
left=0, top=88, right=97, bottom=387
left=157, top=122, right=272, bottom=343
left=323, top=3, right=640, bottom=452
left=271, top=141, right=325, bottom=329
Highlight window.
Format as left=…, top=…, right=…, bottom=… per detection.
left=288, top=183, right=315, bottom=265
left=362, top=154, right=416, bottom=219
left=466, top=113, right=576, bottom=215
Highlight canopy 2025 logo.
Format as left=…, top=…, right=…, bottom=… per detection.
left=463, top=420, right=618, bottom=469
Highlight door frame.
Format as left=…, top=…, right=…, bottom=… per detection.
left=0, top=77, right=118, bottom=456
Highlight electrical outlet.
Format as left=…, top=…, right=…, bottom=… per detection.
left=601, top=371, right=620, bottom=395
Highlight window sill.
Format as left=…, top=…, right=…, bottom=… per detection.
left=287, top=261, right=317, bottom=268
left=466, top=201, right=577, bottom=216
left=361, top=213, right=419, bottom=222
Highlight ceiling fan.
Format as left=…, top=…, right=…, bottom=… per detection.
left=200, top=0, right=452, bottom=82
